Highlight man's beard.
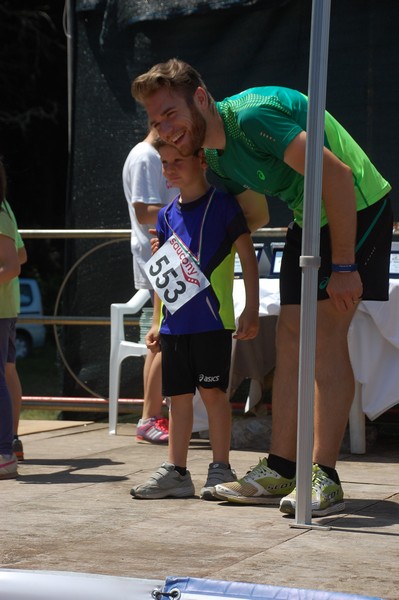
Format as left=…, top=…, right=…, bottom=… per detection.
left=178, top=104, right=206, bottom=156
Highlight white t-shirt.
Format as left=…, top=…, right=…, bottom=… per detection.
left=122, top=141, right=178, bottom=289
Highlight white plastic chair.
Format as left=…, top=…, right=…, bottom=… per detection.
left=109, top=289, right=151, bottom=434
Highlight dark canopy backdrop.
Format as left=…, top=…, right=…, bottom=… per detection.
left=64, top=0, right=398, bottom=398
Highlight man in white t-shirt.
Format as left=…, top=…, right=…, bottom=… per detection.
left=122, top=129, right=178, bottom=443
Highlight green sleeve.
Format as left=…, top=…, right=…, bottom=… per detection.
left=238, top=105, right=304, bottom=159
left=16, top=229, right=24, bottom=250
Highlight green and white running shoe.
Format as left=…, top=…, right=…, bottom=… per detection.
left=279, top=463, right=345, bottom=517
left=214, top=457, right=295, bottom=505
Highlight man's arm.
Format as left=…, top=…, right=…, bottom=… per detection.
left=235, top=190, right=269, bottom=232
left=233, top=233, right=259, bottom=340
left=283, top=130, right=363, bottom=312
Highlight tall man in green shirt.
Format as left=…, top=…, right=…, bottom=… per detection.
left=132, top=59, right=393, bottom=517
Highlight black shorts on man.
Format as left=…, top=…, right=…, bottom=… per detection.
left=280, top=195, right=393, bottom=305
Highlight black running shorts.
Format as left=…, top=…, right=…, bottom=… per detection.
left=280, top=196, right=393, bottom=305
left=160, top=329, right=233, bottom=397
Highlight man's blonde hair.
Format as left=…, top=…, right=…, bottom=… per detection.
left=132, top=58, right=213, bottom=106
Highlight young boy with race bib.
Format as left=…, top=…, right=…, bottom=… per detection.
left=130, top=142, right=260, bottom=500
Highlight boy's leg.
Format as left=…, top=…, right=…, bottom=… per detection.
left=199, top=386, right=231, bottom=465
left=142, top=350, right=164, bottom=419
left=136, top=351, right=168, bottom=444
left=131, top=393, right=195, bottom=499
left=137, top=289, right=168, bottom=442
left=198, top=385, right=237, bottom=500
left=168, top=393, right=193, bottom=468
left=193, top=328, right=236, bottom=500
left=131, top=334, right=196, bottom=499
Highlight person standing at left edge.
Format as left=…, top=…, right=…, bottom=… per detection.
left=0, top=158, right=25, bottom=480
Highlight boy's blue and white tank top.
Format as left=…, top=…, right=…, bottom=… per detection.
left=156, top=187, right=249, bottom=335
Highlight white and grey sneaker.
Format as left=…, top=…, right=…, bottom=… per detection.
left=130, top=462, right=195, bottom=499
left=0, top=453, right=18, bottom=480
left=200, top=462, right=237, bottom=501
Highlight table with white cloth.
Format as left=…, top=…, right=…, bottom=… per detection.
left=231, top=278, right=280, bottom=411
left=231, top=277, right=399, bottom=453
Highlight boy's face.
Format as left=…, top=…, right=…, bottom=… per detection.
left=145, top=87, right=206, bottom=156
left=159, top=145, right=204, bottom=188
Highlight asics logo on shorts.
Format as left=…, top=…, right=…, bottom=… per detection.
left=199, top=374, right=220, bottom=383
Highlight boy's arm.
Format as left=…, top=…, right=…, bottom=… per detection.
left=235, top=190, right=270, bottom=233
left=145, top=292, right=162, bottom=353
left=233, top=233, right=259, bottom=340
left=134, top=202, right=163, bottom=225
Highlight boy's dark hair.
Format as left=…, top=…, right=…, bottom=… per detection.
left=152, top=136, right=169, bottom=153
left=153, top=136, right=202, bottom=159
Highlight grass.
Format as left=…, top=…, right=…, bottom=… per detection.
left=21, top=408, right=61, bottom=420
left=18, top=337, right=62, bottom=397
left=18, top=336, right=62, bottom=420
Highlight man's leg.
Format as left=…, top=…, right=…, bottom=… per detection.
left=278, top=298, right=357, bottom=516
left=313, top=299, right=357, bottom=467
left=213, top=316, right=297, bottom=505
left=269, top=305, right=300, bottom=461
left=271, top=300, right=357, bottom=464
left=214, top=299, right=357, bottom=509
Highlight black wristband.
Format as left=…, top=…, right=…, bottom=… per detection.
left=331, top=263, right=358, bottom=273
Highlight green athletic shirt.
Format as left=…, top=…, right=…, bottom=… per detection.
left=204, top=86, right=391, bottom=227
left=0, top=200, right=23, bottom=318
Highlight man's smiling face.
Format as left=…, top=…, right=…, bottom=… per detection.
left=144, top=87, right=206, bottom=156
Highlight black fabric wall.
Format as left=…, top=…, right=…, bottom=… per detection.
left=63, top=0, right=399, bottom=398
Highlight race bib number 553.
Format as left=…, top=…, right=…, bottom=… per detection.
left=144, top=237, right=210, bottom=314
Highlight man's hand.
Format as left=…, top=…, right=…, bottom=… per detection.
left=326, top=271, right=363, bottom=313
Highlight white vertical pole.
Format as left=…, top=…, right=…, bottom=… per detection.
left=293, top=0, right=331, bottom=527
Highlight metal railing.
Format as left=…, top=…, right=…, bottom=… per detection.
left=19, top=227, right=287, bottom=408
left=18, top=224, right=399, bottom=409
